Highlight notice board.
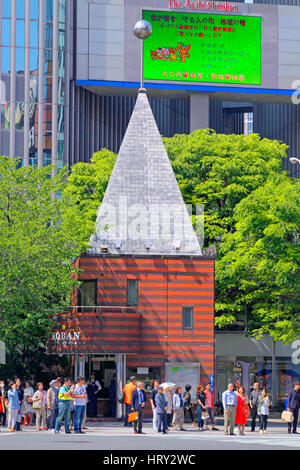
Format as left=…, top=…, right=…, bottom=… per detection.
left=165, top=362, right=200, bottom=401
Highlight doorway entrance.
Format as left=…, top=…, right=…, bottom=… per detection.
left=74, top=353, right=126, bottom=419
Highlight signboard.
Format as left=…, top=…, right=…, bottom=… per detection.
left=51, top=331, right=81, bottom=345
left=165, top=362, right=200, bottom=401
left=137, top=367, right=149, bottom=375
left=143, top=10, right=261, bottom=85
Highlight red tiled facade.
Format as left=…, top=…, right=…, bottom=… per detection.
left=48, top=254, right=215, bottom=384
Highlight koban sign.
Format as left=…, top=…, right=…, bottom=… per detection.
left=52, top=331, right=81, bottom=343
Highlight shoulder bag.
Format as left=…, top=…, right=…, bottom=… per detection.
left=32, top=398, right=42, bottom=410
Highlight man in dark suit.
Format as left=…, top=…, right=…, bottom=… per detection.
left=288, top=382, right=300, bottom=434
left=131, top=381, right=147, bottom=434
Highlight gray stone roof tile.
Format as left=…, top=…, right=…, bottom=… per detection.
left=88, top=89, right=202, bottom=256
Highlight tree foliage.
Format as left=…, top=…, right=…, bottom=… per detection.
left=217, top=175, right=300, bottom=343
left=163, top=130, right=287, bottom=246
left=0, top=156, right=89, bottom=376
left=66, top=133, right=300, bottom=343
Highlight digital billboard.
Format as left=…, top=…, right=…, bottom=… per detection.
left=142, top=10, right=261, bottom=85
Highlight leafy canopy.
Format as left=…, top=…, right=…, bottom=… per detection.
left=0, top=156, right=90, bottom=376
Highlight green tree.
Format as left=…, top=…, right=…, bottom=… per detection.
left=163, top=130, right=288, bottom=246
left=217, top=175, right=300, bottom=343
left=0, top=156, right=89, bottom=377
left=63, top=148, right=116, bottom=235
left=65, top=133, right=298, bottom=342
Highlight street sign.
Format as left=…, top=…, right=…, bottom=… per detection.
left=0, top=341, right=6, bottom=364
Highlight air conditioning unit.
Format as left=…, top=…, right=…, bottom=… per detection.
left=100, top=246, right=109, bottom=253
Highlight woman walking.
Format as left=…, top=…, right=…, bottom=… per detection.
left=235, top=386, right=248, bottom=436
left=32, top=382, right=47, bottom=431
left=172, top=386, right=185, bottom=431
left=204, top=383, right=219, bottom=431
left=196, top=384, right=206, bottom=431
left=8, top=382, right=19, bottom=432
left=23, top=381, right=34, bottom=426
left=258, top=388, right=271, bottom=434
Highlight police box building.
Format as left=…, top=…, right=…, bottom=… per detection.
left=48, top=86, right=215, bottom=418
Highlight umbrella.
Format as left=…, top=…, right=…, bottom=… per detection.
left=160, top=382, right=176, bottom=390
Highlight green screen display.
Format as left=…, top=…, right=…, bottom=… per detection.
left=142, top=10, right=261, bottom=85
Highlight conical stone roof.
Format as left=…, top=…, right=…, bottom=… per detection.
left=88, top=89, right=202, bottom=256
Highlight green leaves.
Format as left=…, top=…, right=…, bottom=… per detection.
left=218, top=175, right=300, bottom=343
left=0, top=156, right=88, bottom=373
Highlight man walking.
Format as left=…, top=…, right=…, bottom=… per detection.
left=222, top=383, right=237, bottom=435
left=155, top=386, right=168, bottom=434
left=73, top=376, right=87, bottom=434
left=131, top=381, right=147, bottom=434
left=287, top=382, right=300, bottom=434
left=123, top=376, right=136, bottom=427
left=150, top=380, right=160, bottom=432
left=54, top=378, right=75, bottom=434
left=249, top=382, right=260, bottom=432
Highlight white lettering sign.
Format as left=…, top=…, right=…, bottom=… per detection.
left=52, top=331, right=81, bottom=344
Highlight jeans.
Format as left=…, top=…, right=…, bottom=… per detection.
left=259, top=414, right=268, bottom=431
left=184, top=406, right=195, bottom=423
left=206, top=407, right=215, bottom=426
left=124, top=403, right=132, bottom=427
left=55, top=401, right=71, bottom=432
left=49, top=406, right=58, bottom=430
left=251, top=405, right=258, bottom=431
left=74, top=405, right=86, bottom=432
left=157, top=412, right=167, bottom=433
left=197, top=406, right=204, bottom=428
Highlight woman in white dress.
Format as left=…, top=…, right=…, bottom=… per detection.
left=22, top=381, right=34, bottom=426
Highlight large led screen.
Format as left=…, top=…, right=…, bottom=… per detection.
left=142, top=10, right=261, bottom=85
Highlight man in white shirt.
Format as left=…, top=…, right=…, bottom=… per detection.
left=222, top=383, right=237, bottom=435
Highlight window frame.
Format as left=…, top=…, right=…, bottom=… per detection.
left=182, top=306, right=194, bottom=330
left=127, top=279, right=139, bottom=307
left=78, top=280, right=97, bottom=313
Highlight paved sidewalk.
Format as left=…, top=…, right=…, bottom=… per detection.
left=1, top=419, right=299, bottom=450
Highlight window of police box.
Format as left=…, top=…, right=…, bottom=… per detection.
left=78, top=280, right=97, bottom=312
left=182, top=306, right=193, bottom=330
left=127, top=367, right=161, bottom=392
left=127, top=279, right=138, bottom=306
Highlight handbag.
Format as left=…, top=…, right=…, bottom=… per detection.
left=128, top=411, right=138, bottom=423
left=202, top=412, right=209, bottom=420
left=244, top=405, right=250, bottom=418
left=32, top=399, right=42, bottom=410
left=281, top=410, right=293, bottom=423
left=118, top=392, right=125, bottom=404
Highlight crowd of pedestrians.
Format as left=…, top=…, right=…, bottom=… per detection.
left=1, top=375, right=300, bottom=435
left=0, top=376, right=94, bottom=433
